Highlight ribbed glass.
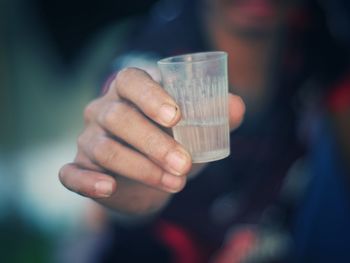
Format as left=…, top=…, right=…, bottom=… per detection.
left=158, top=51, right=230, bottom=163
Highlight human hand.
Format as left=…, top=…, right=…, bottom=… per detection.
left=59, top=68, right=245, bottom=215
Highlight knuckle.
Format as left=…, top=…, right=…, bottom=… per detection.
left=58, top=163, right=72, bottom=185
left=91, top=137, right=107, bottom=162
left=140, top=78, right=161, bottom=102
left=100, top=147, right=119, bottom=168
left=140, top=81, right=170, bottom=121
left=118, top=103, right=139, bottom=124
left=92, top=137, right=118, bottom=167
left=103, top=101, right=138, bottom=131
left=83, top=100, right=98, bottom=123
left=144, top=132, right=175, bottom=161
left=144, top=132, right=162, bottom=157
left=102, top=103, right=119, bottom=128
left=102, top=101, right=133, bottom=128
left=115, top=67, right=142, bottom=87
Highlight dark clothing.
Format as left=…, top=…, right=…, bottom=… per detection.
left=98, top=1, right=350, bottom=262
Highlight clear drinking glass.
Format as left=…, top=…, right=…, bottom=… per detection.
left=158, top=51, right=230, bottom=163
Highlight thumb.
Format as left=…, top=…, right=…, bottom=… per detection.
left=228, top=93, right=245, bottom=131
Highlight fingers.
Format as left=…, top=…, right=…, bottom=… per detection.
left=111, top=68, right=245, bottom=132
left=228, top=94, right=245, bottom=131
left=59, top=163, right=117, bottom=198
left=59, top=67, right=193, bottom=213
left=82, top=135, right=187, bottom=193
left=98, top=100, right=192, bottom=176
left=83, top=98, right=103, bottom=125
left=109, top=67, right=181, bottom=127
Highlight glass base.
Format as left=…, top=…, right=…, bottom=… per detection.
left=191, top=148, right=230, bottom=163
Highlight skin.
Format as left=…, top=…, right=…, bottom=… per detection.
left=59, top=0, right=293, bottom=216
left=59, top=68, right=245, bottom=216
left=205, top=0, right=293, bottom=110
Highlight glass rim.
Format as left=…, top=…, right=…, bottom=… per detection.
left=157, top=51, right=227, bottom=65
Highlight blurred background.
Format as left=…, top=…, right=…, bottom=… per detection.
left=0, top=0, right=157, bottom=262
left=1, top=0, right=350, bottom=262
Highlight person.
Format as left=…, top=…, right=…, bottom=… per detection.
left=59, top=0, right=350, bottom=262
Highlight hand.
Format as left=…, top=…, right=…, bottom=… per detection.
left=59, top=68, right=245, bottom=216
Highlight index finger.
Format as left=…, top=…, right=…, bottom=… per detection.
left=109, top=67, right=181, bottom=127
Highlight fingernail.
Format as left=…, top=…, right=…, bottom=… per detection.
left=95, top=181, right=114, bottom=197
left=161, top=173, right=184, bottom=192
left=160, top=103, right=177, bottom=124
left=165, top=150, right=189, bottom=175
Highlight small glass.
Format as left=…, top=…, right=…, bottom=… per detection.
left=158, top=51, right=230, bottom=163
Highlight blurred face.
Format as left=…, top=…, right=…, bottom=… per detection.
left=207, top=0, right=295, bottom=36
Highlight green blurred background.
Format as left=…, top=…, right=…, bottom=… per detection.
left=0, top=0, right=156, bottom=262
